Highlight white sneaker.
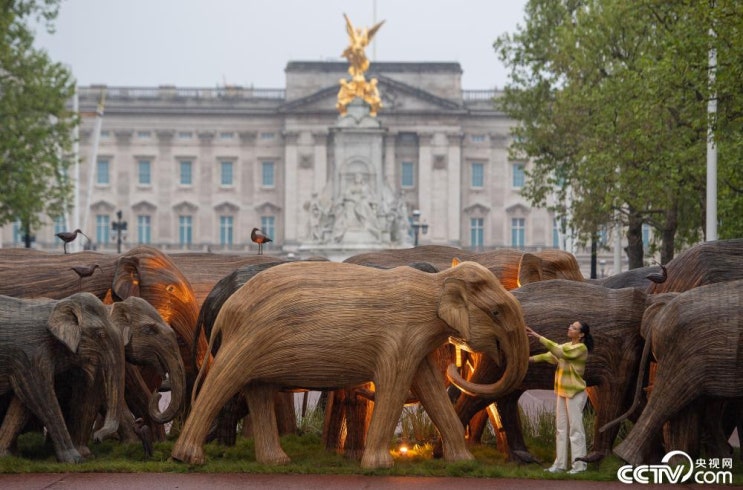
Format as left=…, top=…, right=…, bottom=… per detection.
left=544, top=466, right=564, bottom=473
left=568, top=467, right=586, bottom=474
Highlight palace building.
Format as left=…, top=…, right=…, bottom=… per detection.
left=3, top=61, right=570, bottom=262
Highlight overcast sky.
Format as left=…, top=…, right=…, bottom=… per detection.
left=33, top=0, right=528, bottom=90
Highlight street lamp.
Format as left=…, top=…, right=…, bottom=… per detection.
left=411, top=209, right=428, bottom=246
left=112, top=210, right=128, bottom=253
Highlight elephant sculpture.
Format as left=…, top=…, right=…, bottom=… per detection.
left=647, top=238, right=743, bottom=294
left=637, top=238, right=743, bottom=456
left=172, top=261, right=530, bottom=468
left=586, top=265, right=664, bottom=289
left=451, top=279, right=648, bottom=463
left=169, top=252, right=285, bottom=307
left=0, top=293, right=125, bottom=463
left=192, top=261, right=295, bottom=446
left=0, top=246, right=204, bottom=418
left=332, top=246, right=584, bottom=458
left=61, top=297, right=187, bottom=453
left=343, top=245, right=476, bottom=271
left=610, top=279, right=743, bottom=465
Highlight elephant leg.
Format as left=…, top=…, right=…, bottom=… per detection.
left=125, top=365, right=166, bottom=442
left=614, top=376, right=697, bottom=465
left=664, top=400, right=701, bottom=459
left=11, top=374, right=82, bottom=463
left=700, top=400, right=734, bottom=459
left=244, top=384, right=290, bottom=465
left=494, top=392, right=540, bottom=463
left=117, top=406, right=141, bottom=445
left=322, top=390, right=348, bottom=454
left=363, top=369, right=416, bottom=469
left=212, top=395, right=246, bottom=445
left=0, top=396, right=30, bottom=457
left=62, top=370, right=105, bottom=458
left=342, top=388, right=371, bottom=461
left=275, top=391, right=297, bottom=436
left=171, top=352, right=248, bottom=464
left=467, top=408, right=488, bottom=443
left=584, top=380, right=635, bottom=462
left=412, top=354, right=473, bottom=463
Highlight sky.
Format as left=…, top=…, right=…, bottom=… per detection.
left=33, top=0, right=528, bottom=90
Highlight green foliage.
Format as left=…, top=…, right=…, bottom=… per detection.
left=495, top=0, right=743, bottom=262
left=0, top=0, right=77, bottom=235
left=296, top=403, right=325, bottom=436
left=398, top=404, right=438, bottom=445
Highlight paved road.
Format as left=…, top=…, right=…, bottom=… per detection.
left=0, top=473, right=735, bottom=489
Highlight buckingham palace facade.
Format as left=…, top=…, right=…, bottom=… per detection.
left=1, top=61, right=565, bottom=259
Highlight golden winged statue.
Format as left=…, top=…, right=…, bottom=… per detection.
left=337, top=13, right=385, bottom=117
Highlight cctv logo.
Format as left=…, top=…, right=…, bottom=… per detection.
left=617, top=450, right=734, bottom=485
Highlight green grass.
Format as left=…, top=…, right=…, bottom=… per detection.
left=1, top=405, right=741, bottom=485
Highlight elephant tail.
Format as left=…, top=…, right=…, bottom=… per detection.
left=191, top=322, right=220, bottom=407
left=599, top=329, right=654, bottom=433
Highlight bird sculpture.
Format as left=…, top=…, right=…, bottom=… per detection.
left=55, top=229, right=90, bottom=254
left=70, top=264, right=101, bottom=290
left=133, top=418, right=153, bottom=459
left=251, top=227, right=272, bottom=255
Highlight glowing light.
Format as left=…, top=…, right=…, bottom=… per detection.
left=399, top=444, right=409, bottom=455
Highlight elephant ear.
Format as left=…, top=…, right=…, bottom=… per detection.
left=113, top=256, right=141, bottom=300
left=47, top=299, right=83, bottom=353
left=109, top=302, right=133, bottom=347
left=518, top=253, right=543, bottom=286
left=437, top=278, right=472, bottom=342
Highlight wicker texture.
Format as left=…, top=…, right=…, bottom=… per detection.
left=172, top=261, right=530, bottom=468
left=614, top=279, right=743, bottom=464
left=455, top=279, right=648, bottom=462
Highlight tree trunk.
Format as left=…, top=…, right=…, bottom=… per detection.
left=590, top=237, right=598, bottom=279
left=624, top=211, right=645, bottom=269
left=660, top=205, right=678, bottom=264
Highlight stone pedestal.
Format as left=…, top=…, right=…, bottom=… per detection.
left=297, top=99, right=410, bottom=259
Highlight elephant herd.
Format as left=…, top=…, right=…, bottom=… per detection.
left=0, top=239, right=740, bottom=469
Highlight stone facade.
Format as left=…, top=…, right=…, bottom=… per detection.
left=1, top=61, right=563, bottom=260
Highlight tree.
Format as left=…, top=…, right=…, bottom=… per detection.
left=0, top=0, right=76, bottom=246
left=494, top=0, right=742, bottom=266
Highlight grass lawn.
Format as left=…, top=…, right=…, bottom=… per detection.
left=1, top=405, right=740, bottom=485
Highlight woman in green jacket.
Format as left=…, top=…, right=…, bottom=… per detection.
left=526, top=321, right=594, bottom=474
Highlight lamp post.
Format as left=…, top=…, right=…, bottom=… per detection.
left=411, top=209, right=428, bottom=246
left=112, top=210, right=127, bottom=253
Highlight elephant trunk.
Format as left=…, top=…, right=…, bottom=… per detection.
left=93, top=338, right=126, bottom=442
left=446, top=321, right=530, bottom=399
left=148, top=348, right=187, bottom=423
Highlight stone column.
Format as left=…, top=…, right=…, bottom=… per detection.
left=383, top=132, right=397, bottom=190
left=312, top=131, right=328, bottom=194
left=417, top=132, right=434, bottom=242
left=283, top=131, right=300, bottom=245
left=446, top=132, right=463, bottom=244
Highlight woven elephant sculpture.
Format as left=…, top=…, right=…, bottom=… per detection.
left=0, top=293, right=125, bottom=463
left=609, top=279, right=743, bottom=465
left=172, top=261, right=530, bottom=469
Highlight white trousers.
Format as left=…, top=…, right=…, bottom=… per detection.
left=553, top=390, right=588, bottom=471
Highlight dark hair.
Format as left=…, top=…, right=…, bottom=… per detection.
left=579, top=321, right=594, bottom=352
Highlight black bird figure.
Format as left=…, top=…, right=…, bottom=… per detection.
left=251, top=227, right=272, bottom=255
left=70, top=264, right=101, bottom=290
left=133, top=418, right=153, bottom=459
left=55, top=229, right=89, bottom=254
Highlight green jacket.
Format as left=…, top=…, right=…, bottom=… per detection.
left=530, top=336, right=588, bottom=398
